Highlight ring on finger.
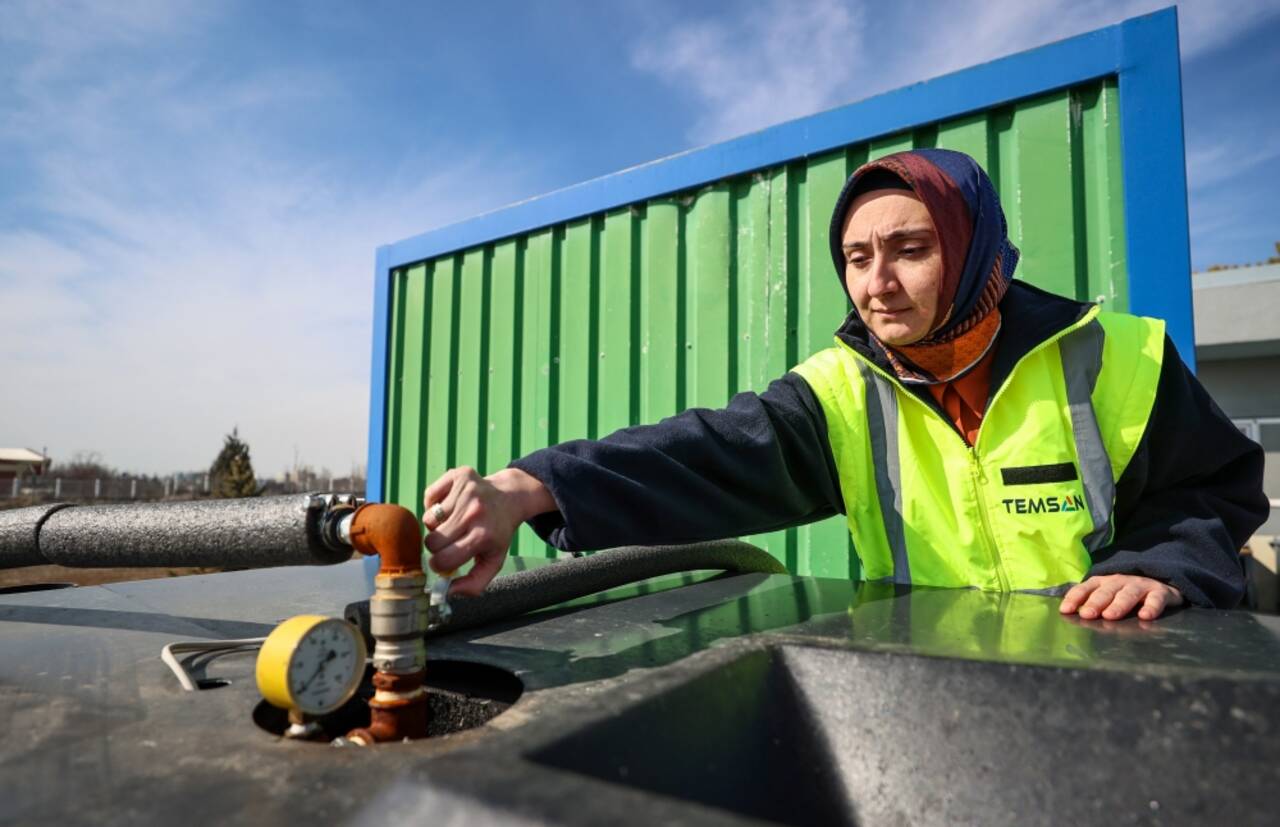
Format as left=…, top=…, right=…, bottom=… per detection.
left=431, top=504, right=447, bottom=524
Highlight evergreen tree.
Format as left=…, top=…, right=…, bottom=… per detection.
left=210, top=428, right=258, bottom=498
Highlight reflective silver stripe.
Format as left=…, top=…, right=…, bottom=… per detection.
left=860, top=365, right=910, bottom=584
left=1058, top=320, right=1114, bottom=553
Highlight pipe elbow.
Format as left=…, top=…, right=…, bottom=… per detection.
left=347, top=503, right=423, bottom=575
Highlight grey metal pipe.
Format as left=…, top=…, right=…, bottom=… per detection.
left=405, top=540, right=787, bottom=637
left=0, top=494, right=359, bottom=570
left=0, top=503, right=73, bottom=568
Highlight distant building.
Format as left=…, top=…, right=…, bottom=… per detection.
left=1193, top=263, right=1280, bottom=533
left=0, top=448, right=50, bottom=482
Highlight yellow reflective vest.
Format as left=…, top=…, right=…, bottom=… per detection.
left=791, top=307, right=1166, bottom=592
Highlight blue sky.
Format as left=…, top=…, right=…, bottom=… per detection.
left=2, top=0, right=1277, bottom=477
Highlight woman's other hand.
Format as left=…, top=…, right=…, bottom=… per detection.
left=422, top=466, right=556, bottom=597
left=1058, top=574, right=1183, bottom=621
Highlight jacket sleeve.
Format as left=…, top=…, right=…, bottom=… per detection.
left=1089, top=336, right=1269, bottom=608
left=508, top=373, right=844, bottom=551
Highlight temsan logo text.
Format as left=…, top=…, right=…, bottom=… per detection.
left=1001, top=494, right=1085, bottom=514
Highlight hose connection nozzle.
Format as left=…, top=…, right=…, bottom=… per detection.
left=428, top=569, right=457, bottom=629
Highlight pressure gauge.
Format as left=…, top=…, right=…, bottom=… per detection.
left=256, top=615, right=368, bottom=717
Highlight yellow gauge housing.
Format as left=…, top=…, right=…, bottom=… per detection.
left=256, top=615, right=368, bottom=716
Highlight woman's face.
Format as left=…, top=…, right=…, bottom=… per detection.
left=841, top=189, right=943, bottom=346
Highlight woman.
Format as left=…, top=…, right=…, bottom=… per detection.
left=420, top=149, right=1267, bottom=622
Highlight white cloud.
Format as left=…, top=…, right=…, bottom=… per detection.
left=1, top=156, right=525, bottom=478
left=2, top=0, right=1274, bottom=478
left=1174, top=0, right=1280, bottom=56
left=630, top=0, right=1278, bottom=272
left=0, top=5, right=535, bottom=477
left=632, top=0, right=1279, bottom=142
left=1185, top=140, right=1280, bottom=191
left=632, top=0, right=865, bottom=144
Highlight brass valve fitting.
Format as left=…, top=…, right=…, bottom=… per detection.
left=343, top=504, right=429, bottom=744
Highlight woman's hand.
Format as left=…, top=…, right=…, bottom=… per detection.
left=1058, top=574, right=1183, bottom=621
left=422, top=466, right=556, bottom=597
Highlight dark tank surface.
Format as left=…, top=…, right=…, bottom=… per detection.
left=2, top=557, right=1279, bottom=826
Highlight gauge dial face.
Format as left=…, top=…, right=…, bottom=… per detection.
left=285, top=619, right=366, bottom=715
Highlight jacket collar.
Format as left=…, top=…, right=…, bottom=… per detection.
left=834, top=280, right=1096, bottom=400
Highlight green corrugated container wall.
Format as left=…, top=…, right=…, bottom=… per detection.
left=382, top=79, right=1128, bottom=579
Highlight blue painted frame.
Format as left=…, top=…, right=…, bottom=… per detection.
left=365, top=245, right=393, bottom=504
left=365, top=7, right=1192, bottom=503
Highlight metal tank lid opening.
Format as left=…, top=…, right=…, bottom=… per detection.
left=252, top=660, right=523, bottom=743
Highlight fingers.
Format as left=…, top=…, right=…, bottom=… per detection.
left=1077, top=579, right=1121, bottom=620
left=435, top=477, right=470, bottom=535
left=1138, top=585, right=1182, bottom=620
left=420, top=466, right=518, bottom=596
left=428, top=526, right=472, bottom=573
left=1060, top=575, right=1184, bottom=623
left=1136, top=589, right=1168, bottom=621
left=422, top=467, right=477, bottom=531
left=1059, top=576, right=1132, bottom=621
left=424, top=494, right=481, bottom=557
left=423, top=468, right=457, bottom=510
left=1058, top=579, right=1099, bottom=614
left=422, top=473, right=455, bottom=531
left=1101, top=583, right=1146, bottom=620
left=424, top=528, right=465, bottom=574
left=426, top=523, right=503, bottom=574
left=448, top=549, right=506, bottom=597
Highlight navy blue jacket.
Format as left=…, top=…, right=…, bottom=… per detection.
left=512, top=281, right=1268, bottom=608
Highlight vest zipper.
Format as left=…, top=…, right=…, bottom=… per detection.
left=837, top=305, right=1102, bottom=587
left=968, top=446, right=1009, bottom=591
left=970, top=305, right=1101, bottom=446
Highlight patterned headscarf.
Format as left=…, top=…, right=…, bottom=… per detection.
left=828, top=148, right=1020, bottom=385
